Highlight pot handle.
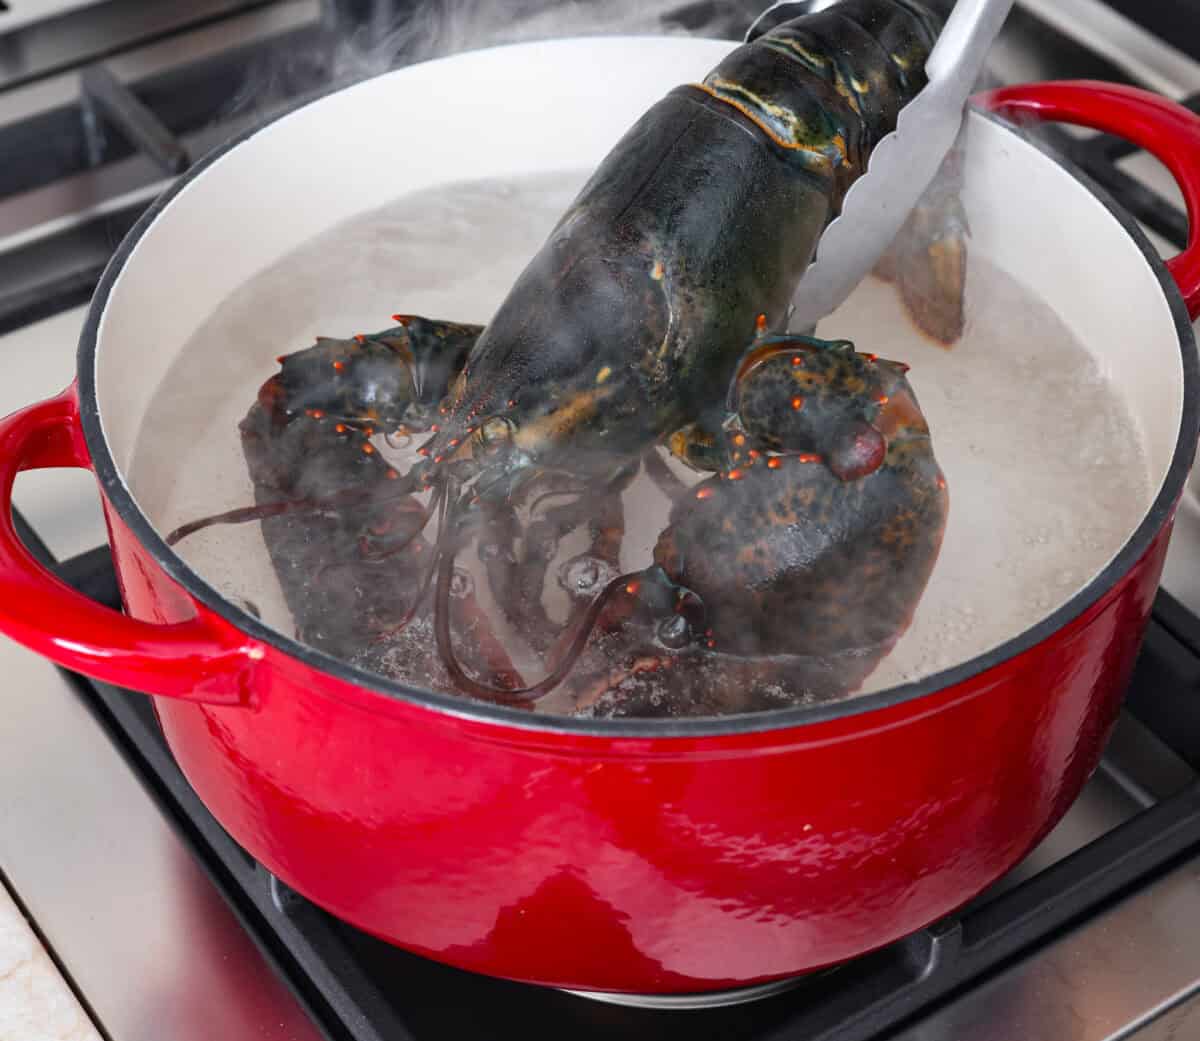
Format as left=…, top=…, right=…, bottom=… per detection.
left=975, top=80, right=1200, bottom=321
left=0, top=386, right=261, bottom=706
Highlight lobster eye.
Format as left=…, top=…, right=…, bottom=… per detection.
left=477, top=415, right=515, bottom=452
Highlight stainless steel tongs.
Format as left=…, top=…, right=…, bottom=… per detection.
left=745, top=0, right=1015, bottom=331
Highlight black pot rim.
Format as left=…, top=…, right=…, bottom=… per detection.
left=76, top=53, right=1200, bottom=739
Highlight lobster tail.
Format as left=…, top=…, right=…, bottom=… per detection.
left=697, top=0, right=941, bottom=206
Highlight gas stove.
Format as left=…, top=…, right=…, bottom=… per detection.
left=2, top=2, right=1200, bottom=1039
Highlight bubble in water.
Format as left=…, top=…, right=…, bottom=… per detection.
left=450, top=568, right=474, bottom=599
left=477, top=541, right=498, bottom=562
left=657, top=613, right=691, bottom=649
left=559, top=554, right=613, bottom=595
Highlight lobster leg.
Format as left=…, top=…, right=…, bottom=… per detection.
left=508, top=465, right=634, bottom=652
left=641, top=449, right=688, bottom=504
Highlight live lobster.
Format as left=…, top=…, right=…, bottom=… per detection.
left=169, top=0, right=961, bottom=718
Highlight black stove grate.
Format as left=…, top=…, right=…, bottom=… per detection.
left=0, top=15, right=332, bottom=334
left=0, top=0, right=763, bottom=335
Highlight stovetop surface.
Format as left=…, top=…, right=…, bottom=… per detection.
left=2, top=2, right=1200, bottom=1040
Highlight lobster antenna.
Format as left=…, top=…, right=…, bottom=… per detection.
left=524, top=483, right=590, bottom=518
left=434, top=541, right=640, bottom=706
left=357, top=478, right=445, bottom=561
left=163, top=466, right=424, bottom=546
left=641, top=450, right=688, bottom=503
left=360, top=481, right=450, bottom=642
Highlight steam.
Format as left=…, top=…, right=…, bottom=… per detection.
left=320, top=0, right=763, bottom=81
left=218, top=0, right=764, bottom=125
left=217, top=0, right=1006, bottom=147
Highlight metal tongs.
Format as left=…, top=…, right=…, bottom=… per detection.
left=745, top=0, right=1014, bottom=331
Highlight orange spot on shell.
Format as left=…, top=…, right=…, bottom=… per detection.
left=434, top=455, right=444, bottom=464
left=937, top=475, right=947, bottom=490
left=696, top=487, right=715, bottom=500
left=866, top=353, right=879, bottom=362
left=362, top=442, right=375, bottom=455
left=767, top=457, right=782, bottom=469
left=275, top=354, right=287, bottom=364
left=354, top=334, right=366, bottom=344
left=391, top=314, right=409, bottom=325
left=791, top=397, right=805, bottom=411
left=875, top=393, right=890, bottom=405
left=310, top=409, right=325, bottom=419
left=706, top=639, right=716, bottom=649
left=418, top=447, right=430, bottom=457
left=625, top=581, right=640, bottom=596
left=335, top=423, right=347, bottom=433
left=387, top=469, right=398, bottom=479
left=448, top=438, right=460, bottom=447
left=332, top=360, right=346, bottom=371
left=727, top=469, right=744, bottom=481
left=798, top=452, right=821, bottom=463
left=755, top=313, right=767, bottom=332
left=791, top=355, right=803, bottom=366
left=733, top=433, right=746, bottom=446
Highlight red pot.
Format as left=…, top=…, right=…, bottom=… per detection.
left=0, top=39, right=1197, bottom=996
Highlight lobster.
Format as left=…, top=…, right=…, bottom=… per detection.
left=168, top=0, right=958, bottom=718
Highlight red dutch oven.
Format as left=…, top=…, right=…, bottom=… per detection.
left=0, top=36, right=1197, bottom=998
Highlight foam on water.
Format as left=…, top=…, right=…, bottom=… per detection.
left=128, top=170, right=1154, bottom=711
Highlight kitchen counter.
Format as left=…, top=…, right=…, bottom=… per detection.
left=0, top=307, right=321, bottom=1041
left=0, top=307, right=106, bottom=1041
left=0, top=883, right=101, bottom=1041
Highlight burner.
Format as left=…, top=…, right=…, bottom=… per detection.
left=561, top=977, right=809, bottom=1009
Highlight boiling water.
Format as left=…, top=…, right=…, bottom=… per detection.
left=128, top=171, right=1153, bottom=711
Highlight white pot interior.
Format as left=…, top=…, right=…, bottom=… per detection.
left=92, top=36, right=1185, bottom=699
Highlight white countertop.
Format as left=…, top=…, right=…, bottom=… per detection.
left=0, top=307, right=322, bottom=1041
left=0, top=308, right=107, bottom=1041
left=0, top=883, right=102, bottom=1041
